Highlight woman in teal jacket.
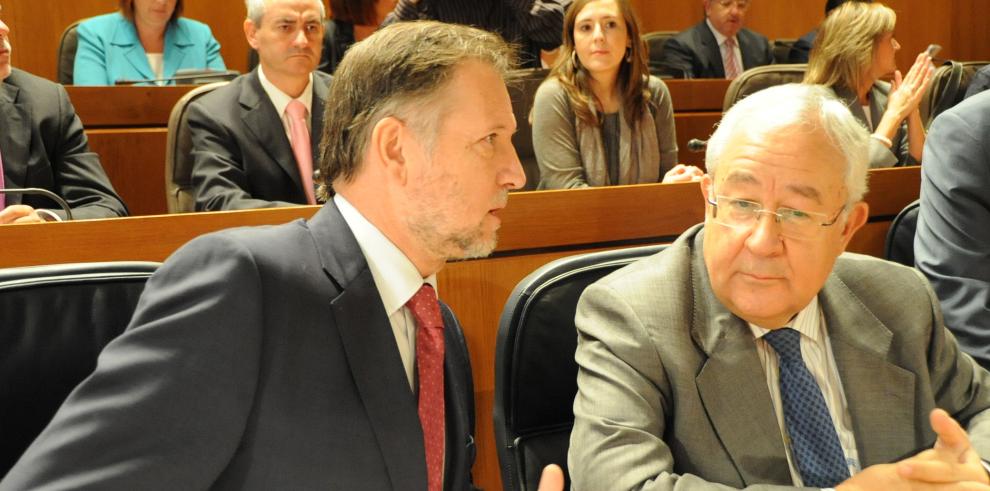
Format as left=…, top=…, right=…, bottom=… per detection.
left=73, top=0, right=225, bottom=85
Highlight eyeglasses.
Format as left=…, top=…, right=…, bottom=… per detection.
left=716, top=0, right=750, bottom=8
left=707, top=194, right=845, bottom=240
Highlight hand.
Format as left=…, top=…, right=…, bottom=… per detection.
left=886, top=52, right=936, bottom=123
left=0, top=204, right=45, bottom=224
left=537, top=464, right=565, bottom=491
left=662, top=164, right=704, bottom=183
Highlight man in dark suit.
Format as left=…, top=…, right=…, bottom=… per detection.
left=657, top=0, right=773, bottom=79
left=0, top=6, right=127, bottom=223
left=0, top=19, right=526, bottom=491
left=189, top=0, right=331, bottom=211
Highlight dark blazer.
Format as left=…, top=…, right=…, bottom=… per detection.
left=0, top=203, right=477, bottom=490
left=0, top=69, right=127, bottom=219
left=657, top=21, right=774, bottom=79
left=788, top=29, right=816, bottom=63
left=188, top=69, right=332, bottom=211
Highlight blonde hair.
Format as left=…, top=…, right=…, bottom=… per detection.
left=803, top=1, right=895, bottom=92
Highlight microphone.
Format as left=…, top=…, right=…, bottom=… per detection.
left=687, top=139, right=708, bottom=152
left=115, top=69, right=240, bottom=86
left=0, top=187, right=74, bottom=221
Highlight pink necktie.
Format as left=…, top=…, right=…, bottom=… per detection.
left=284, top=100, right=317, bottom=205
left=723, top=37, right=741, bottom=80
left=407, top=284, right=446, bottom=491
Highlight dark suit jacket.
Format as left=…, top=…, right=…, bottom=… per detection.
left=0, top=69, right=127, bottom=219
left=657, top=21, right=774, bottom=79
left=189, top=69, right=332, bottom=211
left=788, top=29, right=816, bottom=63
left=0, top=203, right=477, bottom=491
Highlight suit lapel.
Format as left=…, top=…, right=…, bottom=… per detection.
left=820, top=274, right=917, bottom=467
left=112, top=23, right=153, bottom=81
left=690, top=229, right=792, bottom=485
left=310, top=74, right=329, bottom=164
left=239, top=71, right=304, bottom=191
left=163, top=21, right=191, bottom=79
left=310, top=204, right=428, bottom=490
left=738, top=31, right=757, bottom=71
left=0, top=80, right=32, bottom=205
left=697, top=23, right=725, bottom=78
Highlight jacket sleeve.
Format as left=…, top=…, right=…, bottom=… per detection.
left=531, top=79, right=590, bottom=189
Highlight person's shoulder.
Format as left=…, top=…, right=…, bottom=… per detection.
left=173, top=16, right=217, bottom=38
left=534, top=76, right=568, bottom=103
left=646, top=74, right=670, bottom=95
left=313, top=70, right=333, bottom=85
left=3, top=68, right=63, bottom=104
left=832, top=252, right=932, bottom=302
left=594, top=226, right=698, bottom=292
left=193, top=72, right=253, bottom=107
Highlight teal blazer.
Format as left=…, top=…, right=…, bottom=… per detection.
left=73, top=12, right=225, bottom=86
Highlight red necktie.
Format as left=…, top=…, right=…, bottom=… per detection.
left=407, top=284, right=445, bottom=491
left=723, top=37, right=741, bottom=80
left=284, top=100, right=317, bottom=205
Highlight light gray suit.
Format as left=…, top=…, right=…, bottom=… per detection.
left=568, top=224, right=990, bottom=490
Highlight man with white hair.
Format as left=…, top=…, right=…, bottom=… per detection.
left=188, top=0, right=331, bottom=210
left=568, top=83, right=990, bottom=490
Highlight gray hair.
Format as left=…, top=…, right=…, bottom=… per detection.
left=245, top=0, right=326, bottom=25
left=705, top=83, right=870, bottom=205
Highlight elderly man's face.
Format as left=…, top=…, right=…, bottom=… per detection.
left=400, top=60, right=526, bottom=261
left=704, top=0, right=749, bottom=38
left=700, top=127, right=868, bottom=328
left=246, top=0, right=323, bottom=83
left=0, top=8, right=11, bottom=81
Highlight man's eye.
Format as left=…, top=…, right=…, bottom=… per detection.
left=783, top=209, right=812, bottom=221
left=729, top=199, right=757, bottom=210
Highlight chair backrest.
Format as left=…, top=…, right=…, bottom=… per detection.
left=56, top=20, right=83, bottom=85
left=508, top=68, right=550, bottom=191
left=494, top=244, right=668, bottom=491
left=772, top=38, right=797, bottom=64
left=642, top=30, right=678, bottom=78
left=723, top=63, right=808, bottom=111
left=922, top=60, right=990, bottom=128
left=165, top=81, right=229, bottom=213
left=0, top=261, right=160, bottom=476
left=884, top=199, right=920, bottom=267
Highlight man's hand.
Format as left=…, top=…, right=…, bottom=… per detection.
left=0, top=204, right=45, bottom=224
left=537, top=464, right=565, bottom=491
left=838, top=409, right=990, bottom=491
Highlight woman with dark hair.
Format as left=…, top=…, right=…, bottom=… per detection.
left=532, top=0, right=701, bottom=189
left=74, top=0, right=225, bottom=85
left=320, top=0, right=396, bottom=74
left=803, top=1, right=933, bottom=167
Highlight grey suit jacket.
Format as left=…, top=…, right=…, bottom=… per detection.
left=657, top=21, right=773, bottom=79
left=0, top=69, right=127, bottom=219
left=833, top=83, right=916, bottom=168
left=569, top=224, right=990, bottom=490
left=915, top=90, right=990, bottom=369
left=188, top=69, right=332, bottom=211
left=0, top=203, right=477, bottom=491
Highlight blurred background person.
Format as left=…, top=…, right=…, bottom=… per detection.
left=532, top=0, right=702, bottom=189
left=320, top=0, right=396, bottom=74
left=383, top=0, right=570, bottom=69
left=657, top=0, right=773, bottom=79
left=74, top=0, right=225, bottom=85
left=788, top=0, right=873, bottom=63
left=803, top=1, right=933, bottom=167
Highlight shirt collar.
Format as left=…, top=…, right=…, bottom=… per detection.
left=333, top=195, right=437, bottom=317
left=748, top=296, right=822, bottom=343
left=257, top=65, right=314, bottom=118
left=706, top=18, right=734, bottom=47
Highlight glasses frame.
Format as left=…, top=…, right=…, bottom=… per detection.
left=706, top=193, right=846, bottom=239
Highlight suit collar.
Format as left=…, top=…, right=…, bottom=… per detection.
left=163, top=21, right=192, bottom=79
left=834, top=84, right=886, bottom=131
left=308, top=202, right=430, bottom=489
left=239, top=70, right=304, bottom=191
left=0, top=75, right=31, bottom=205
left=111, top=20, right=153, bottom=81
left=695, top=22, right=725, bottom=78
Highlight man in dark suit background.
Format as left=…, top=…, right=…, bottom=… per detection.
left=0, top=19, right=526, bottom=491
left=0, top=4, right=127, bottom=223
left=657, top=0, right=773, bottom=79
left=189, top=0, right=331, bottom=211
left=788, top=0, right=873, bottom=63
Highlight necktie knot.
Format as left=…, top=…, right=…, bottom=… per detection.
left=407, top=284, right=443, bottom=331
left=284, top=99, right=317, bottom=205
left=285, top=99, right=308, bottom=122
left=763, top=327, right=802, bottom=363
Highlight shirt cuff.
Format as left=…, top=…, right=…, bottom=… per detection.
left=35, top=209, right=63, bottom=222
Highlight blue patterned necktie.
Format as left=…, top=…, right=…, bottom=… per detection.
left=763, top=328, right=850, bottom=488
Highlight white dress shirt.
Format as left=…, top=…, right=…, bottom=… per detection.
left=749, top=296, right=862, bottom=487
left=334, top=194, right=435, bottom=391
left=257, top=65, right=314, bottom=144
left=706, top=19, right=744, bottom=75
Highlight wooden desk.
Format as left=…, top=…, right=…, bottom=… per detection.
left=0, top=166, right=920, bottom=491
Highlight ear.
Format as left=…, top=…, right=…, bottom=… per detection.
left=700, top=174, right=714, bottom=218
left=838, top=201, right=869, bottom=250
left=369, top=116, right=409, bottom=186
left=244, top=19, right=259, bottom=50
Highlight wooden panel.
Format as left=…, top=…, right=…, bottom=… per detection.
left=86, top=128, right=169, bottom=216
left=675, top=112, right=721, bottom=167
left=667, top=79, right=730, bottom=111
left=68, top=86, right=195, bottom=127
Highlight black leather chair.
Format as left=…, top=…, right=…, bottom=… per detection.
left=922, top=60, right=990, bottom=128
left=723, top=63, right=808, bottom=111
left=0, top=261, right=160, bottom=476
left=507, top=68, right=549, bottom=191
left=56, top=20, right=83, bottom=85
left=642, top=31, right=677, bottom=78
left=772, top=38, right=797, bottom=64
left=884, top=199, right=920, bottom=267
left=165, top=81, right=229, bottom=212
left=494, top=244, right=667, bottom=491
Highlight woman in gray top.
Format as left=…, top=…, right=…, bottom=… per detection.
left=531, top=0, right=702, bottom=189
